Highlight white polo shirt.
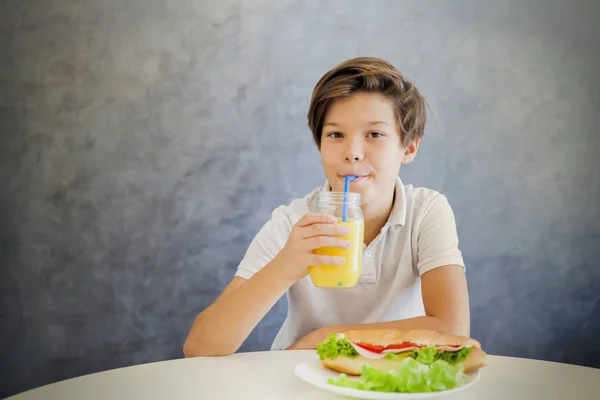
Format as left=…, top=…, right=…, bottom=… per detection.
left=235, top=177, right=465, bottom=350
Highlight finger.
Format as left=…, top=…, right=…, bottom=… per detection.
left=296, top=213, right=337, bottom=228
left=310, top=254, right=346, bottom=266
left=302, top=223, right=350, bottom=239
left=305, top=236, right=351, bottom=251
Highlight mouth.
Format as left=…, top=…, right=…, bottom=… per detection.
left=338, top=174, right=369, bottom=183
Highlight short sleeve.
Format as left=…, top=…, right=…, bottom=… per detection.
left=234, top=206, right=293, bottom=280
left=416, top=194, right=465, bottom=276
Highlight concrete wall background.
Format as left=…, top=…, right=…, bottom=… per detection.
left=1, top=0, right=599, bottom=396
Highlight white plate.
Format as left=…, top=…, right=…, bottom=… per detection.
left=294, top=357, right=480, bottom=399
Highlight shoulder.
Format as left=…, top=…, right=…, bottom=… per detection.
left=404, top=184, right=451, bottom=214
left=402, top=185, right=464, bottom=274
left=403, top=184, right=457, bottom=231
left=269, top=185, right=323, bottom=227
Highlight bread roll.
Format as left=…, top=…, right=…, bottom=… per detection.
left=320, top=329, right=487, bottom=375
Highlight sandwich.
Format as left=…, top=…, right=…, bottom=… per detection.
left=317, top=328, right=488, bottom=375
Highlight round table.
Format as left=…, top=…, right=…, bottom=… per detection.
left=7, top=351, right=600, bottom=399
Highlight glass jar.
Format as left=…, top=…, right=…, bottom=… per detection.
left=308, top=191, right=364, bottom=288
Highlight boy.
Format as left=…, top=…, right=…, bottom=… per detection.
left=183, top=57, right=469, bottom=356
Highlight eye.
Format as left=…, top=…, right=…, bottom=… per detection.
left=326, top=132, right=344, bottom=138
left=368, top=131, right=384, bottom=138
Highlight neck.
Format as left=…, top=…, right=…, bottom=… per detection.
left=361, top=188, right=395, bottom=246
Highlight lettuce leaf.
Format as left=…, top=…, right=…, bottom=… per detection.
left=415, top=345, right=438, bottom=364
left=385, top=346, right=472, bottom=365
left=316, top=334, right=358, bottom=360
left=435, top=347, right=472, bottom=364
left=328, top=358, right=469, bottom=393
left=315, top=334, right=472, bottom=366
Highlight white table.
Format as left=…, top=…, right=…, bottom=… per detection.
left=7, top=350, right=600, bottom=399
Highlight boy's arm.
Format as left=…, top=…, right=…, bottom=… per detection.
left=287, top=264, right=469, bottom=350
left=184, top=257, right=298, bottom=357
left=183, top=212, right=350, bottom=357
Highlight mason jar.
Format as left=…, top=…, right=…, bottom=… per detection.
left=308, top=191, right=365, bottom=288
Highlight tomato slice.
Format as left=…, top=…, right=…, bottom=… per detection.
left=354, top=343, right=385, bottom=353
left=354, top=341, right=421, bottom=353
left=385, top=342, right=420, bottom=350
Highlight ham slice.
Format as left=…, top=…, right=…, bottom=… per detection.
left=435, top=345, right=467, bottom=352
left=348, top=342, right=420, bottom=360
left=382, top=346, right=421, bottom=354
left=349, top=341, right=387, bottom=359
left=347, top=341, right=469, bottom=360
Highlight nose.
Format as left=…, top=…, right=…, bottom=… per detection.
left=344, top=139, right=364, bottom=163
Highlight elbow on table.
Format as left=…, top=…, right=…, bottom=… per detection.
left=182, top=339, right=200, bottom=358
left=183, top=336, right=237, bottom=358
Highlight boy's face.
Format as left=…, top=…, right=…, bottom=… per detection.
left=320, top=92, right=419, bottom=207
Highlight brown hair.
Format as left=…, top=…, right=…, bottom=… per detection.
left=307, top=57, right=427, bottom=148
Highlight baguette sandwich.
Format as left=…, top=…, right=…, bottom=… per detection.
left=317, top=328, right=488, bottom=375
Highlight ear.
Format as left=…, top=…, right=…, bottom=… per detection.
left=401, top=137, right=421, bottom=165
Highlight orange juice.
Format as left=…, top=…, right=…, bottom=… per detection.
left=308, top=219, right=364, bottom=288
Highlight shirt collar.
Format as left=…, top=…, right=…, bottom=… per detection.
left=321, top=176, right=407, bottom=227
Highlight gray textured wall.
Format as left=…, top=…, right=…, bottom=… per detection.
left=1, top=0, right=599, bottom=396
